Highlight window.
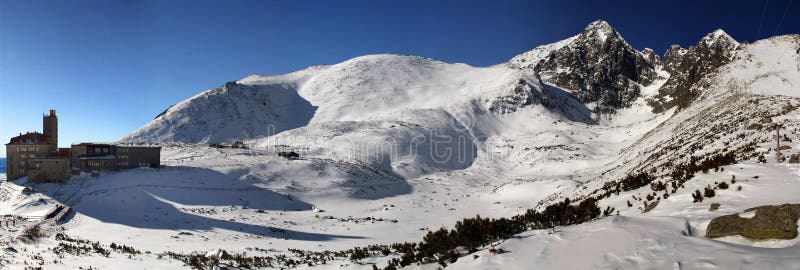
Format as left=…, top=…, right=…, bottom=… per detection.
left=20, top=154, right=26, bottom=158
left=88, top=161, right=104, bottom=167
left=29, top=155, right=35, bottom=158
left=102, top=148, right=109, bottom=153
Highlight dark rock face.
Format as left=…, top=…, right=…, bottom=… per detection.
left=488, top=78, right=543, bottom=114
left=662, top=45, right=688, bottom=74
left=641, top=48, right=660, bottom=65
left=510, top=20, right=658, bottom=114
left=706, top=204, right=800, bottom=239
left=649, top=30, right=740, bottom=113
left=488, top=78, right=596, bottom=124
left=509, top=22, right=747, bottom=115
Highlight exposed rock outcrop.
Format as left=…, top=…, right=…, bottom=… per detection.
left=649, top=30, right=740, bottom=113
left=510, top=20, right=659, bottom=113
left=706, top=204, right=800, bottom=239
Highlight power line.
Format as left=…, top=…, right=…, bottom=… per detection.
left=773, top=0, right=794, bottom=36
left=756, top=0, right=770, bottom=40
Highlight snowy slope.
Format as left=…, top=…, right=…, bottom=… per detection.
left=443, top=34, right=800, bottom=270
left=722, top=35, right=800, bottom=97
left=120, top=66, right=323, bottom=144
left=3, top=22, right=800, bottom=269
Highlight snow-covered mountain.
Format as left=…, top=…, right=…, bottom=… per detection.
left=4, top=20, right=800, bottom=269
left=120, top=20, right=666, bottom=145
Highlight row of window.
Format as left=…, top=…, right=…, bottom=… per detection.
left=15, top=147, right=40, bottom=152
left=90, top=148, right=110, bottom=154
left=88, top=161, right=105, bottom=167
left=19, top=154, right=36, bottom=159
left=116, top=162, right=149, bottom=167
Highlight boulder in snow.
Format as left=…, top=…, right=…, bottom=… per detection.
left=706, top=204, right=800, bottom=239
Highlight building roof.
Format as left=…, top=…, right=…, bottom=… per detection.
left=71, top=142, right=114, bottom=146
left=29, top=156, right=69, bottom=160
left=7, top=132, right=51, bottom=145
left=117, top=145, right=162, bottom=149
left=78, top=155, right=116, bottom=160
left=72, top=142, right=161, bottom=148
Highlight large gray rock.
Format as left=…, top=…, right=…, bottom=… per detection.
left=706, top=204, right=800, bottom=239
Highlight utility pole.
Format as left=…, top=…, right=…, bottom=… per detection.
left=776, top=123, right=783, bottom=162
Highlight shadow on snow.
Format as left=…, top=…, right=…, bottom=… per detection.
left=47, top=166, right=364, bottom=241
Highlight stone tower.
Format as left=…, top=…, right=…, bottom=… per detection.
left=43, top=109, right=57, bottom=147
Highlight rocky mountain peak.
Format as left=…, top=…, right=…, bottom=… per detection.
left=695, top=29, right=740, bottom=57
left=579, top=20, right=621, bottom=44
left=648, top=29, right=740, bottom=112
left=509, top=20, right=658, bottom=114
left=701, top=29, right=738, bottom=46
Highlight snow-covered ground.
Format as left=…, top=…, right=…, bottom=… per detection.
left=453, top=162, right=800, bottom=270
left=1, top=24, right=798, bottom=269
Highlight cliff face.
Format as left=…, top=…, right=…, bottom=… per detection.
left=648, top=30, right=740, bottom=113
left=510, top=20, right=659, bottom=113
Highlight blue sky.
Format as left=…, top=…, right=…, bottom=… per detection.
left=1, top=0, right=798, bottom=157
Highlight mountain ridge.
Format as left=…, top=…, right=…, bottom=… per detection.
left=120, top=21, right=787, bottom=146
